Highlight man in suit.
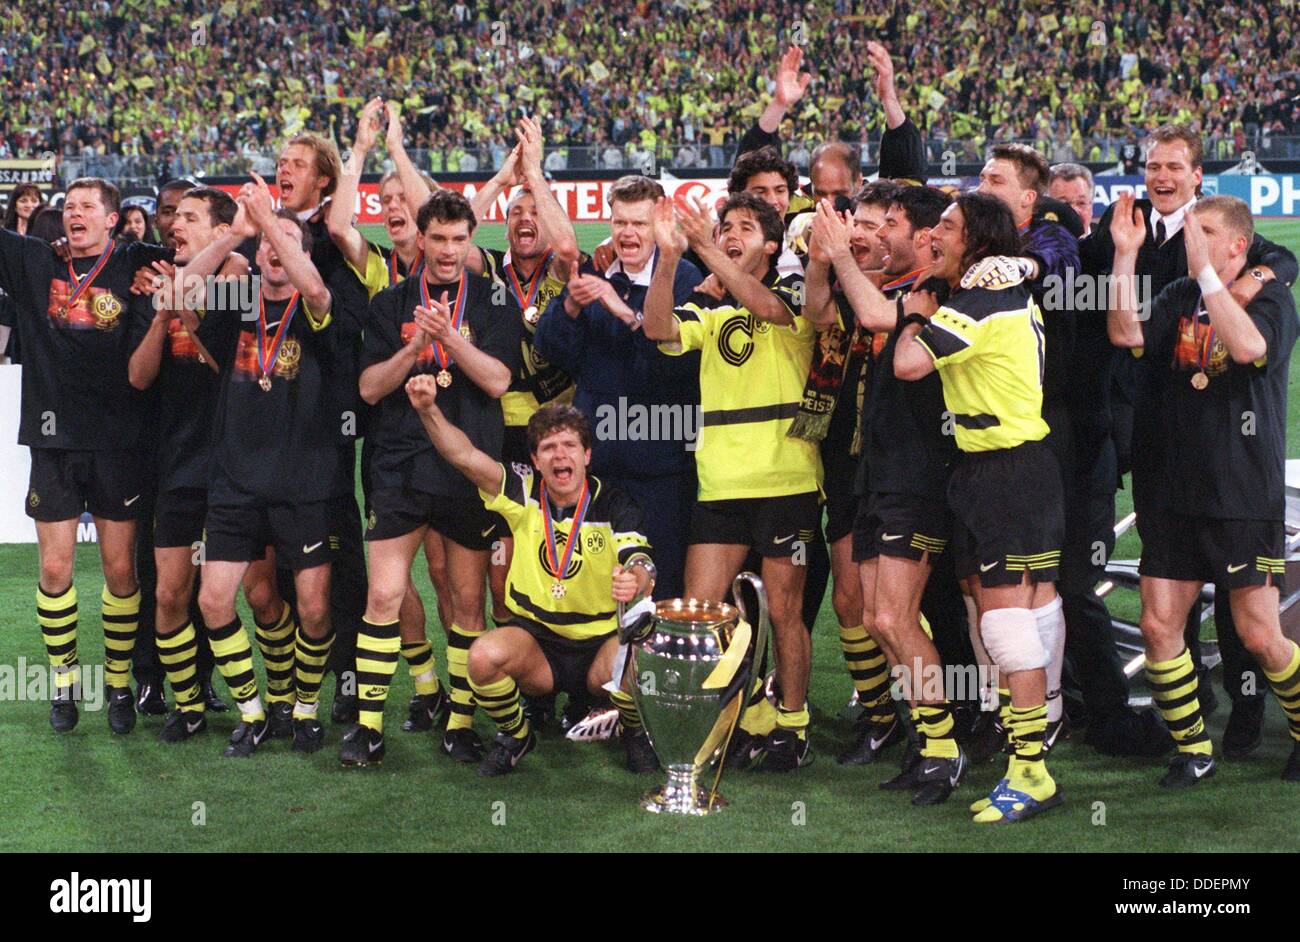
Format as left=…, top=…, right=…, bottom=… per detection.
left=1081, top=124, right=1298, bottom=758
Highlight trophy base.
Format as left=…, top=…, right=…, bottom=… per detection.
left=640, top=783, right=728, bottom=816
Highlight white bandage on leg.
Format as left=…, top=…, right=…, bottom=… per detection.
left=1033, top=596, right=1066, bottom=722
left=980, top=607, right=1049, bottom=674
left=965, top=594, right=998, bottom=711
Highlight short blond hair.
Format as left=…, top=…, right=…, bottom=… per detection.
left=1191, top=195, right=1254, bottom=244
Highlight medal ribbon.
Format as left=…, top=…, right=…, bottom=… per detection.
left=1192, top=306, right=1215, bottom=372
left=64, top=239, right=117, bottom=310
left=419, top=271, right=468, bottom=371
left=390, top=249, right=423, bottom=285
left=540, top=477, right=590, bottom=587
left=257, top=289, right=301, bottom=381
left=506, top=251, right=552, bottom=311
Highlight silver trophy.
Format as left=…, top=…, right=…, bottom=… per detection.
left=629, top=572, right=770, bottom=815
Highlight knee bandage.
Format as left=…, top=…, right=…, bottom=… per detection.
left=980, top=608, right=1048, bottom=674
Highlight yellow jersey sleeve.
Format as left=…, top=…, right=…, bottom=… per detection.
left=346, top=244, right=391, bottom=300
left=480, top=462, right=530, bottom=529
left=916, top=305, right=979, bottom=366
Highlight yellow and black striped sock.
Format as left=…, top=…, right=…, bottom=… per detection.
left=101, top=585, right=139, bottom=689
left=840, top=624, right=894, bottom=725
left=1146, top=648, right=1211, bottom=755
left=38, top=584, right=80, bottom=693
left=445, top=624, right=483, bottom=731
left=469, top=675, right=528, bottom=738
left=356, top=618, right=400, bottom=733
left=775, top=702, right=809, bottom=739
left=208, top=617, right=264, bottom=722
left=402, top=639, right=441, bottom=696
left=738, top=677, right=779, bottom=737
left=254, top=602, right=296, bottom=705
left=1006, top=703, right=1055, bottom=800
left=917, top=702, right=959, bottom=758
left=157, top=622, right=204, bottom=713
left=293, top=627, right=335, bottom=719
left=1264, top=641, right=1300, bottom=742
left=997, top=686, right=1012, bottom=749
left=610, top=689, right=642, bottom=731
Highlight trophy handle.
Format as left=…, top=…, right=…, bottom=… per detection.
left=730, top=571, right=771, bottom=684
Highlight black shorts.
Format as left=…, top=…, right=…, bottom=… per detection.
left=204, top=499, right=336, bottom=570
left=948, top=441, right=1064, bottom=587
left=1138, top=509, right=1286, bottom=592
left=502, top=424, right=531, bottom=468
left=852, top=490, right=952, bottom=563
left=821, top=447, right=858, bottom=545
left=513, top=616, right=612, bottom=698
left=689, top=491, right=821, bottom=558
left=26, top=448, right=143, bottom=522
left=365, top=487, right=502, bottom=550
left=153, top=487, right=208, bottom=549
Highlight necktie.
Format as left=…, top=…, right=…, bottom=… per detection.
left=1154, top=219, right=1167, bottom=246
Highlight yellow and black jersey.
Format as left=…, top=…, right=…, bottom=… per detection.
left=914, top=256, right=1050, bottom=452
left=661, top=269, right=821, bottom=500
left=480, top=247, right=578, bottom=426
left=481, top=463, right=652, bottom=642
left=348, top=242, right=422, bottom=300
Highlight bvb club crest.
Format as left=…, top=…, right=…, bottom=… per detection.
left=583, top=530, right=606, bottom=556
left=92, top=293, right=123, bottom=330
left=275, top=338, right=302, bottom=380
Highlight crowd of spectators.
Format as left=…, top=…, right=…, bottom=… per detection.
left=0, top=0, right=1296, bottom=179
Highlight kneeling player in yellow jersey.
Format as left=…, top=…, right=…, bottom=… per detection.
left=644, top=192, right=821, bottom=772
left=406, top=378, right=658, bottom=778
left=894, top=193, right=1064, bottom=823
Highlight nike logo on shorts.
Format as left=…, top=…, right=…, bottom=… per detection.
left=1227, top=563, right=1247, bottom=573
left=880, top=533, right=904, bottom=542
left=980, top=561, right=998, bottom=572
left=303, top=542, right=323, bottom=554
left=123, top=495, right=140, bottom=507
left=481, top=526, right=495, bottom=537
left=773, top=533, right=795, bottom=545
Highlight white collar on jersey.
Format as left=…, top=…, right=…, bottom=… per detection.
left=296, top=197, right=330, bottom=223
left=1149, top=196, right=1196, bottom=243
left=605, top=248, right=657, bottom=286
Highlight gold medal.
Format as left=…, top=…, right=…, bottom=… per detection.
left=550, top=581, right=566, bottom=600
left=259, top=374, right=272, bottom=392
left=1191, top=371, right=1209, bottom=390
left=459, top=323, right=473, bottom=341
left=55, top=305, right=68, bottom=319
left=436, top=369, right=452, bottom=388
left=524, top=305, right=539, bottom=325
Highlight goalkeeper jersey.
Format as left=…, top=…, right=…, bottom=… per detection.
left=662, top=269, right=821, bottom=500
left=481, top=463, right=652, bottom=641
left=914, top=256, right=1050, bottom=452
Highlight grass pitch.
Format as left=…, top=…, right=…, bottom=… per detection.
left=0, top=221, right=1297, bottom=853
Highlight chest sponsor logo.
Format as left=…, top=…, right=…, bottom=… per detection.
left=718, top=314, right=755, bottom=366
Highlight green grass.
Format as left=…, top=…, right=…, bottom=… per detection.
left=1, top=222, right=1298, bottom=853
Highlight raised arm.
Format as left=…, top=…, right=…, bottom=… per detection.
left=866, top=41, right=905, bottom=131
left=1185, top=210, right=1266, bottom=363
left=757, top=44, right=812, bottom=135
left=328, top=97, right=383, bottom=273
left=1106, top=193, right=1147, bottom=349
left=386, top=102, right=435, bottom=213
left=407, top=374, right=503, bottom=497
left=642, top=197, right=687, bottom=343
left=516, top=116, right=579, bottom=268
left=816, top=200, right=897, bottom=331
left=245, top=175, right=330, bottom=315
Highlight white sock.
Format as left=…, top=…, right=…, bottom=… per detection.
left=1033, top=596, right=1066, bottom=723
left=965, top=594, right=997, bottom=711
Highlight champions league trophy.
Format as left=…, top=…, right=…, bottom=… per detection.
left=625, top=573, right=771, bottom=815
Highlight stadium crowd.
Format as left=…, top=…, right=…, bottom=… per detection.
left=1, top=0, right=1297, bottom=178
left=1, top=8, right=1300, bottom=828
